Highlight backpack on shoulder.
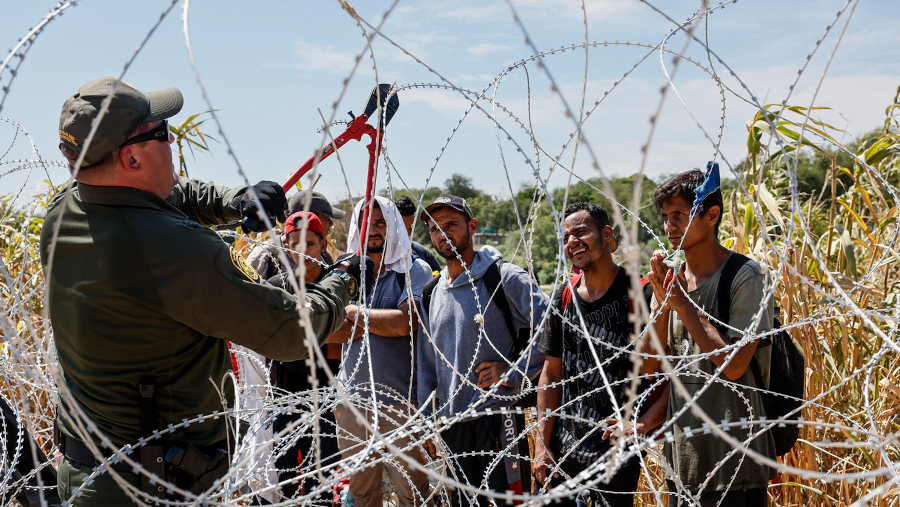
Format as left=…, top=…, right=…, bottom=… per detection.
left=421, top=258, right=541, bottom=407
left=717, top=253, right=805, bottom=457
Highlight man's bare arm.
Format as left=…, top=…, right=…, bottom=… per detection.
left=638, top=307, right=669, bottom=375
left=534, top=356, right=563, bottom=485
left=638, top=253, right=672, bottom=375
left=674, top=304, right=758, bottom=380
left=333, top=300, right=420, bottom=341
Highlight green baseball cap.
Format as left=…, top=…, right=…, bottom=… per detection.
left=58, top=76, right=183, bottom=167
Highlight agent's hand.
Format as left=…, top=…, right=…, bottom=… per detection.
left=533, top=444, right=558, bottom=486
left=232, top=181, right=288, bottom=232
left=475, top=361, right=508, bottom=388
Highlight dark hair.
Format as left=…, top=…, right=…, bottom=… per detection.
left=653, top=169, right=723, bottom=237
left=563, top=202, right=611, bottom=230
left=394, top=195, right=416, bottom=217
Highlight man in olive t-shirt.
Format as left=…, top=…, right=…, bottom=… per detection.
left=640, top=169, right=775, bottom=507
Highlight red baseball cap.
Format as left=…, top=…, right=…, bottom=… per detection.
left=284, top=211, right=326, bottom=238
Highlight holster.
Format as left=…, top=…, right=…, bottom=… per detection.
left=164, top=444, right=229, bottom=495
left=139, top=383, right=167, bottom=499
left=138, top=382, right=229, bottom=499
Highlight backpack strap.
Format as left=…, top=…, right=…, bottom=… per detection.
left=562, top=272, right=649, bottom=313
left=715, top=253, right=751, bottom=328
left=411, top=242, right=425, bottom=261
left=482, top=260, right=519, bottom=353
left=560, top=273, right=584, bottom=311
left=714, top=252, right=769, bottom=389
left=641, top=277, right=653, bottom=307
left=628, top=276, right=654, bottom=314
left=421, top=275, right=441, bottom=316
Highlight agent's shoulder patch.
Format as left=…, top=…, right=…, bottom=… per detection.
left=229, top=246, right=261, bottom=283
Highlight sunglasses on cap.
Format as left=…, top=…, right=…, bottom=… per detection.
left=120, top=120, right=169, bottom=147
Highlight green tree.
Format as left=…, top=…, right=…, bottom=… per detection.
left=443, top=174, right=481, bottom=200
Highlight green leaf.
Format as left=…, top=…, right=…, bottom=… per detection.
left=862, top=135, right=898, bottom=166
left=757, top=183, right=785, bottom=229
left=743, top=202, right=756, bottom=246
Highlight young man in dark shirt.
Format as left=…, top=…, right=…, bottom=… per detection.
left=536, top=202, right=667, bottom=507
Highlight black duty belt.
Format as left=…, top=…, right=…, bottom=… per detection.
left=55, top=380, right=229, bottom=499
left=56, top=427, right=230, bottom=497
left=56, top=431, right=134, bottom=473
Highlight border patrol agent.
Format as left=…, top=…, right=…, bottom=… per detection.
left=41, top=76, right=358, bottom=506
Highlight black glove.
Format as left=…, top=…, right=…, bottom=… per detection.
left=330, top=253, right=376, bottom=300
left=230, top=181, right=287, bottom=233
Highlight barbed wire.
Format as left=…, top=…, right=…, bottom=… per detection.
left=1, top=1, right=898, bottom=506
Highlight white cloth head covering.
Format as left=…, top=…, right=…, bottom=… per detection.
left=346, top=195, right=413, bottom=273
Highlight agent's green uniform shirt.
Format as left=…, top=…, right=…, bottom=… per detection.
left=40, top=179, right=349, bottom=450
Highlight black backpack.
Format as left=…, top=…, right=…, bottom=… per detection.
left=421, top=258, right=541, bottom=407
left=717, top=253, right=805, bottom=457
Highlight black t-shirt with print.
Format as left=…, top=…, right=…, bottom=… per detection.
left=539, top=267, right=638, bottom=463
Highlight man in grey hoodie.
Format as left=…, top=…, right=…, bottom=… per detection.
left=417, top=194, right=547, bottom=506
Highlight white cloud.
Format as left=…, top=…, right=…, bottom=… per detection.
left=452, top=74, right=497, bottom=83
left=466, top=42, right=512, bottom=58
left=291, top=40, right=358, bottom=73
left=401, top=87, right=474, bottom=119
left=434, top=0, right=639, bottom=24
left=369, top=31, right=457, bottom=66
left=435, top=4, right=507, bottom=22
left=259, top=39, right=358, bottom=74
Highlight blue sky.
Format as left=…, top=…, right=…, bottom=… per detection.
left=1, top=0, right=898, bottom=209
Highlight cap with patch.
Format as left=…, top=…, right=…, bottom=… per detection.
left=288, top=191, right=346, bottom=219
left=58, top=76, right=183, bottom=167
left=420, top=194, right=474, bottom=222
left=284, top=211, right=326, bottom=239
